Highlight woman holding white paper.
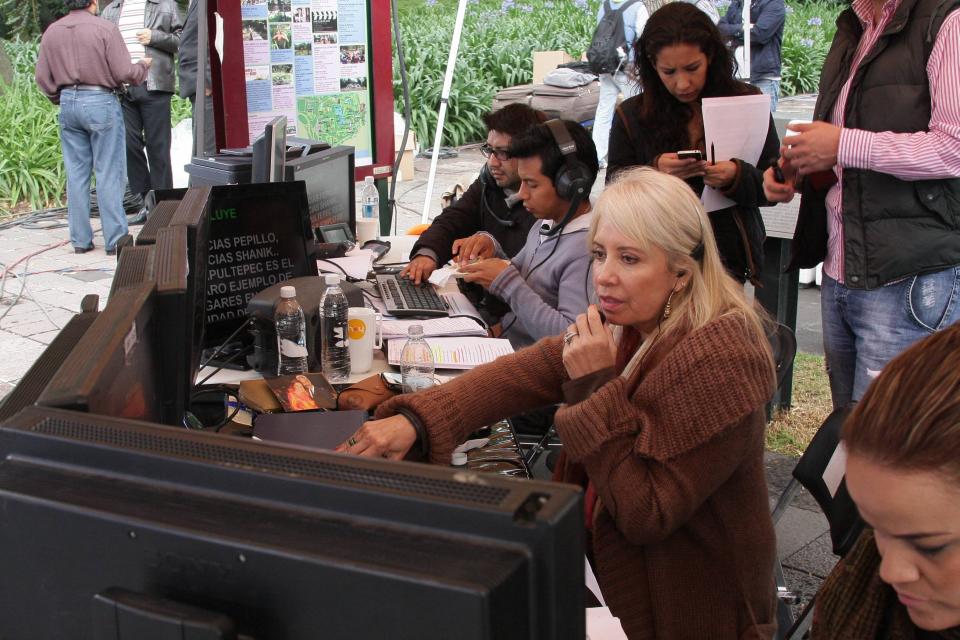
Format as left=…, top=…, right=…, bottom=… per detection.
left=606, top=2, right=779, bottom=285
left=338, top=168, right=778, bottom=639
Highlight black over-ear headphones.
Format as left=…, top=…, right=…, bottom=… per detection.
left=544, top=119, right=591, bottom=201
left=478, top=165, right=516, bottom=228
left=540, top=119, right=591, bottom=237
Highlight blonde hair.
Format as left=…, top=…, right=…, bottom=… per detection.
left=589, top=167, right=771, bottom=377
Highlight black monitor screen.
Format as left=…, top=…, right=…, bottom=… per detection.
left=0, top=407, right=585, bottom=640
left=204, top=181, right=318, bottom=348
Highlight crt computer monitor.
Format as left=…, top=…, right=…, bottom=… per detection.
left=251, top=115, right=287, bottom=184
left=0, top=405, right=585, bottom=640
left=35, top=281, right=163, bottom=423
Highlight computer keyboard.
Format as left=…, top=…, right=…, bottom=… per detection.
left=375, top=274, right=449, bottom=317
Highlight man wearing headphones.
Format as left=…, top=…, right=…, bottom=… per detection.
left=459, top=119, right=599, bottom=349
left=400, top=104, right=545, bottom=285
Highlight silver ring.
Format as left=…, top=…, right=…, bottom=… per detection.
left=563, top=330, right=578, bottom=346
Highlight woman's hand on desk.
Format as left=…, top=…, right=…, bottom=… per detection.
left=563, top=306, right=616, bottom=379
left=336, top=414, right=418, bottom=460
left=400, top=255, right=437, bottom=285
left=459, top=259, right=510, bottom=289
left=452, top=233, right=497, bottom=266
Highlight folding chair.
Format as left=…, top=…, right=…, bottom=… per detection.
left=771, top=405, right=864, bottom=639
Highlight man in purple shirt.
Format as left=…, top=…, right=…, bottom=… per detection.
left=35, top=0, right=151, bottom=255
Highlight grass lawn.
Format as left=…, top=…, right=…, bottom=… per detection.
left=766, top=352, right=833, bottom=457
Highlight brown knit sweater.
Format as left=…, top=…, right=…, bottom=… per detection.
left=376, top=313, right=777, bottom=639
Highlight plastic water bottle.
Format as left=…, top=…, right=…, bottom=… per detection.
left=275, top=285, right=308, bottom=375
left=358, top=176, right=379, bottom=243
left=319, top=274, right=351, bottom=382
left=400, top=324, right=435, bottom=393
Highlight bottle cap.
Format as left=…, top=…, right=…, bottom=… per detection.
left=408, top=324, right=424, bottom=336
left=280, top=285, right=296, bottom=298
left=451, top=452, right=468, bottom=466
left=324, top=274, right=340, bottom=286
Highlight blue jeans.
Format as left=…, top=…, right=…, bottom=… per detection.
left=751, top=78, right=780, bottom=112
left=821, top=266, right=960, bottom=409
left=592, top=70, right=641, bottom=165
left=59, top=88, right=129, bottom=251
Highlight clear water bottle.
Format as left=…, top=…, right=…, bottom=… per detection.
left=400, top=324, right=435, bottom=393
left=358, top=176, right=379, bottom=242
left=275, top=285, right=308, bottom=375
left=319, top=274, right=351, bottom=382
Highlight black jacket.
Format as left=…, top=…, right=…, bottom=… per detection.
left=789, top=0, right=960, bottom=288
left=411, top=175, right=535, bottom=266
left=608, top=92, right=779, bottom=284
left=102, top=0, right=183, bottom=93
left=177, top=0, right=211, bottom=99
left=718, top=0, right=786, bottom=81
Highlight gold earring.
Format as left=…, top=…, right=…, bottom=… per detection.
left=663, top=289, right=676, bottom=319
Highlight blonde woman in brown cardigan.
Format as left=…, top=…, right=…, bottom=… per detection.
left=338, top=167, right=778, bottom=639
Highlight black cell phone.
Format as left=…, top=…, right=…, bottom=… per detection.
left=362, top=239, right=391, bottom=263
left=770, top=157, right=786, bottom=183
left=677, top=149, right=704, bottom=161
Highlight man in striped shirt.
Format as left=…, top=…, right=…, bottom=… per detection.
left=763, top=0, right=960, bottom=408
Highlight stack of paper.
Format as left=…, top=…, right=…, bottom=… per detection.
left=382, top=317, right=487, bottom=339
left=386, top=337, right=514, bottom=370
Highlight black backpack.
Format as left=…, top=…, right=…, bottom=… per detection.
left=586, top=0, right=643, bottom=75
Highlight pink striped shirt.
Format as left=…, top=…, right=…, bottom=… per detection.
left=823, top=0, right=960, bottom=283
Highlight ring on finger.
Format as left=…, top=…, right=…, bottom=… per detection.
left=348, top=437, right=358, bottom=447
left=563, top=330, right=578, bottom=346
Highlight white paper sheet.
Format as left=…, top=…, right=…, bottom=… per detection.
left=586, top=607, right=628, bottom=640
left=427, top=266, right=468, bottom=287
left=317, top=248, right=375, bottom=281
left=386, top=337, right=513, bottom=369
left=701, top=94, right=772, bottom=212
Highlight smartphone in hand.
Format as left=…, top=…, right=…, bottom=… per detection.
left=677, top=150, right=704, bottom=161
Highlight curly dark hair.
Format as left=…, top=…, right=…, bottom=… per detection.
left=64, top=0, right=93, bottom=9
left=481, top=103, right=548, bottom=138
left=634, top=2, right=754, bottom=153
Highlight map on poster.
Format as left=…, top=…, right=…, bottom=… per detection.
left=241, top=0, right=373, bottom=165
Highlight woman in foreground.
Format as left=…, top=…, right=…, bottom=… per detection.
left=339, top=167, right=777, bottom=639
left=813, top=325, right=960, bottom=638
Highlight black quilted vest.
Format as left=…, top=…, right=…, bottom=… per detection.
left=789, top=0, right=960, bottom=288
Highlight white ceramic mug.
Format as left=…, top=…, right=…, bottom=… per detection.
left=347, top=307, right=382, bottom=374
left=356, top=218, right=378, bottom=245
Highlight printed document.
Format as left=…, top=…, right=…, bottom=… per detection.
left=701, top=94, right=771, bottom=212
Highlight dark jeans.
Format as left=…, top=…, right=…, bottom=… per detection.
left=121, top=85, right=173, bottom=197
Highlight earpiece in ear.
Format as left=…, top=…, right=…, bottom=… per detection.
left=677, top=270, right=687, bottom=277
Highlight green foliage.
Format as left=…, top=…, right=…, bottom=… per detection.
left=0, top=0, right=67, bottom=40
left=395, top=0, right=598, bottom=147
left=171, top=94, right=192, bottom=127
left=0, top=39, right=64, bottom=211
left=780, top=0, right=842, bottom=96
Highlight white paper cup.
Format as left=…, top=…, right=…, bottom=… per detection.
left=356, top=218, right=378, bottom=245
left=347, top=306, right=382, bottom=374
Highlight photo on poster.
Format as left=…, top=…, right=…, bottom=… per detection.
left=272, top=64, right=293, bottom=86
left=268, top=0, right=291, bottom=11
left=245, top=66, right=271, bottom=82
left=243, top=20, right=269, bottom=41
left=269, top=9, right=292, bottom=22
left=311, top=9, right=337, bottom=32
left=339, top=45, right=365, bottom=64
left=313, top=32, right=337, bottom=45
left=271, top=23, right=292, bottom=49
left=339, top=76, right=366, bottom=91
left=241, top=0, right=262, bottom=6
left=294, top=41, right=312, bottom=55
left=293, top=6, right=310, bottom=22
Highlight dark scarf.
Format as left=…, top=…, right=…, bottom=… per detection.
left=814, top=530, right=960, bottom=639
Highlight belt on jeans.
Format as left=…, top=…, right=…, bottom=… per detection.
left=61, top=84, right=115, bottom=93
